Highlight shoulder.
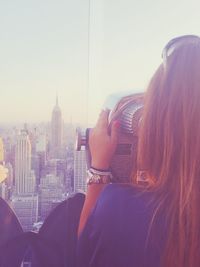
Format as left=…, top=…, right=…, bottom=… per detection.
left=77, top=184, right=157, bottom=267
left=89, top=184, right=154, bottom=233
left=95, top=183, right=152, bottom=215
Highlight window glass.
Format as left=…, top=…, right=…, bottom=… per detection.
left=88, top=0, right=200, bottom=123
left=0, top=0, right=90, bottom=233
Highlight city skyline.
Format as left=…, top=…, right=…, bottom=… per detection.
left=0, top=92, right=75, bottom=231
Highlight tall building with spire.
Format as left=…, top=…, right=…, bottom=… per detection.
left=50, top=96, right=63, bottom=159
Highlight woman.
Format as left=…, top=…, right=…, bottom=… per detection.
left=77, top=35, right=200, bottom=267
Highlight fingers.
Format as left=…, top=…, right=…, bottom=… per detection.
left=95, top=109, right=110, bottom=129
left=111, top=120, right=120, bottom=144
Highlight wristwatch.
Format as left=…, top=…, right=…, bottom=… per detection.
left=86, top=168, right=113, bottom=185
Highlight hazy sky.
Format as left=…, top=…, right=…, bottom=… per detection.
left=1, top=0, right=200, bottom=125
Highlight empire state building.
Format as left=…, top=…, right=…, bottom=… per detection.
left=50, top=96, right=63, bottom=159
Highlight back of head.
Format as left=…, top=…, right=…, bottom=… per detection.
left=138, top=35, right=200, bottom=267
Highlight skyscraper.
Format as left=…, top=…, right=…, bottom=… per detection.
left=12, top=130, right=38, bottom=231
left=74, top=149, right=87, bottom=192
left=50, top=96, right=63, bottom=159
left=15, top=130, right=35, bottom=194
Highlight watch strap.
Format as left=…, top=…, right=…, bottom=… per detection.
left=87, top=169, right=113, bottom=185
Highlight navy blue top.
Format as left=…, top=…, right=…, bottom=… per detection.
left=76, top=184, right=167, bottom=267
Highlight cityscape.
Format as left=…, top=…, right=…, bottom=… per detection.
left=0, top=96, right=87, bottom=232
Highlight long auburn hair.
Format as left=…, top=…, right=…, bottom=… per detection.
left=137, top=42, right=200, bottom=266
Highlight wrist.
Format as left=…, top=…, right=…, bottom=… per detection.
left=90, top=166, right=110, bottom=172
left=91, top=161, right=110, bottom=170
left=87, top=168, right=113, bottom=185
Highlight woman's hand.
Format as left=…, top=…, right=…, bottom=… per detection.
left=89, top=109, right=120, bottom=170
left=78, top=110, right=119, bottom=236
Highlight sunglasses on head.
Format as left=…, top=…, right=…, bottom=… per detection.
left=162, top=35, right=200, bottom=61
